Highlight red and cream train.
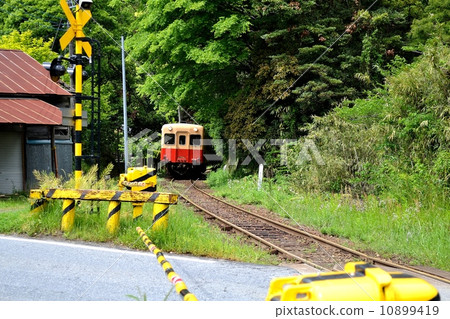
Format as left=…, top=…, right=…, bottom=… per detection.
left=160, top=123, right=206, bottom=178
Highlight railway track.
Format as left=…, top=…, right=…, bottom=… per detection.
left=169, top=179, right=450, bottom=284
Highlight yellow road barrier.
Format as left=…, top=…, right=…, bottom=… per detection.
left=30, top=189, right=177, bottom=204
left=136, top=227, right=198, bottom=301
left=30, top=189, right=177, bottom=233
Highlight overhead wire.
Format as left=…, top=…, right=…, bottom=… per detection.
left=252, top=0, right=380, bottom=125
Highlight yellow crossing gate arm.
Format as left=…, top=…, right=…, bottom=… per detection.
left=136, top=227, right=198, bottom=301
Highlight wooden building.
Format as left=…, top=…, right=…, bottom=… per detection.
left=0, top=49, right=73, bottom=194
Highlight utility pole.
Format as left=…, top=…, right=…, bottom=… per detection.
left=121, top=36, right=129, bottom=171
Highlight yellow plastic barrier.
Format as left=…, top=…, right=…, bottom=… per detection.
left=119, top=166, right=157, bottom=192
left=136, top=227, right=198, bottom=301
left=266, top=261, right=440, bottom=301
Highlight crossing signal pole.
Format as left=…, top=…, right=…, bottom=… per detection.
left=59, top=0, right=93, bottom=189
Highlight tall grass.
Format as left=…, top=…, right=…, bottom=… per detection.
left=207, top=170, right=450, bottom=270
left=0, top=168, right=277, bottom=265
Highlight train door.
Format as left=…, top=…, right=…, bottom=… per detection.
left=190, top=133, right=202, bottom=165
left=176, top=131, right=189, bottom=162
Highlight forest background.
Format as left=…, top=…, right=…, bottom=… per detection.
left=0, top=0, right=448, bottom=204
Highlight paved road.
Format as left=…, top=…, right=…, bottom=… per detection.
left=1, top=235, right=448, bottom=301
left=0, top=235, right=299, bottom=301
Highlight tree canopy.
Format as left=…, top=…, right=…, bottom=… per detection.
left=0, top=0, right=447, bottom=189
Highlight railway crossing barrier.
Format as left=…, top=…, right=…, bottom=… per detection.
left=30, top=188, right=177, bottom=233
left=136, top=226, right=198, bottom=301
left=119, top=166, right=157, bottom=220
left=266, top=261, right=440, bottom=301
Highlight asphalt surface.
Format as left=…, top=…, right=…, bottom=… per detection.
left=0, top=235, right=299, bottom=301
left=1, top=235, right=449, bottom=301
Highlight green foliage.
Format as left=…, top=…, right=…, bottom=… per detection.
left=409, top=0, right=450, bottom=46
left=0, top=0, right=64, bottom=40
left=33, top=163, right=115, bottom=190
left=288, top=41, right=449, bottom=201
left=0, top=30, right=57, bottom=62
left=127, top=0, right=252, bottom=136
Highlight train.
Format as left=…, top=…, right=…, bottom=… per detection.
left=160, top=123, right=207, bottom=178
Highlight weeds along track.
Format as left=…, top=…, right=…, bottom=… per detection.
left=169, top=179, right=450, bottom=284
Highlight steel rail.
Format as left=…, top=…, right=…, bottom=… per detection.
left=189, top=180, right=450, bottom=285
left=169, top=180, right=329, bottom=271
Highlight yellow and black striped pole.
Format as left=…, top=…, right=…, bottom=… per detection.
left=61, top=199, right=76, bottom=232
left=30, top=199, right=48, bottom=214
left=132, top=203, right=144, bottom=220
left=59, top=1, right=93, bottom=189
left=136, top=227, right=198, bottom=301
left=74, top=7, right=84, bottom=189
left=106, top=201, right=121, bottom=234
left=152, top=203, right=169, bottom=230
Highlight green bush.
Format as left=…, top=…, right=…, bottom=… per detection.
left=286, top=42, right=449, bottom=202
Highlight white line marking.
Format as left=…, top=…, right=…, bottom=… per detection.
left=0, top=235, right=215, bottom=264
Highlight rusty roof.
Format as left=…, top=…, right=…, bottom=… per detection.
left=0, top=49, right=72, bottom=96
left=0, top=98, right=62, bottom=125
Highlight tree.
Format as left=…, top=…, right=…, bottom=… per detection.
left=0, top=30, right=57, bottom=62
left=226, top=0, right=426, bottom=142
left=409, top=0, right=450, bottom=47
left=126, top=0, right=253, bottom=138
left=0, top=0, right=65, bottom=42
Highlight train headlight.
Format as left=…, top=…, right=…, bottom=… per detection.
left=194, top=128, right=198, bottom=132
left=168, top=126, right=172, bottom=131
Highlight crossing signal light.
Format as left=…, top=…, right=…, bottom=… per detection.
left=42, top=57, right=66, bottom=82
left=67, top=66, right=90, bottom=81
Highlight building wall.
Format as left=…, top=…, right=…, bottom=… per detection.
left=0, top=131, right=24, bottom=194
left=0, top=125, right=74, bottom=194
left=25, top=126, right=73, bottom=190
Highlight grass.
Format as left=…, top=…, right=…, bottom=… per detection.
left=0, top=191, right=276, bottom=265
left=207, top=170, right=450, bottom=271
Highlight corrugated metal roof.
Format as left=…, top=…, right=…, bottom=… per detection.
left=0, top=49, right=72, bottom=96
left=0, top=98, right=62, bottom=125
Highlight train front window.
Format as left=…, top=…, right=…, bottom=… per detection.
left=190, top=134, right=201, bottom=146
left=164, top=134, right=175, bottom=145
left=179, top=135, right=186, bottom=145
